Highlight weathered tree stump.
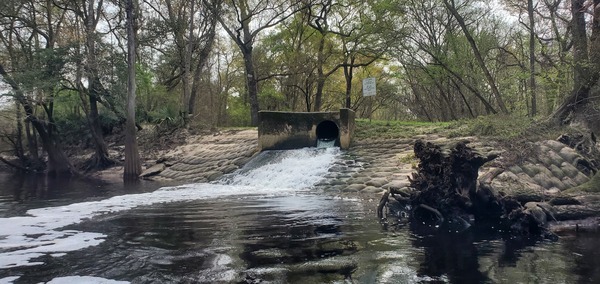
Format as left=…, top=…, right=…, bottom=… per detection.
left=378, top=139, right=557, bottom=240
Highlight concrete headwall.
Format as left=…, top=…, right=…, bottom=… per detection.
left=258, top=109, right=355, bottom=151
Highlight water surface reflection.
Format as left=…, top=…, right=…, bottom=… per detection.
left=0, top=190, right=597, bottom=283
left=0, top=172, right=174, bottom=217
left=0, top=172, right=599, bottom=283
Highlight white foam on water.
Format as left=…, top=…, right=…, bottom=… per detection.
left=0, top=147, right=340, bottom=271
left=377, top=265, right=449, bottom=283
left=0, top=276, right=19, bottom=284
left=45, top=276, right=130, bottom=284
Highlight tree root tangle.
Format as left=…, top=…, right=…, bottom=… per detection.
left=378, top=139, right=558, bottom=241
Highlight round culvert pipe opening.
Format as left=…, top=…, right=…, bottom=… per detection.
left=316, top=120, right=339, bottom=141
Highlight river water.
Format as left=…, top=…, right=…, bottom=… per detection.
left=0, top=148, right=598, bottom=283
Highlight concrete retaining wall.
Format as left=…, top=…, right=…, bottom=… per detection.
left=258, top=109, right=355, bottom=151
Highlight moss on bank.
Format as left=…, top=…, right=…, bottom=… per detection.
left=564, top=172, right=600, bottom=193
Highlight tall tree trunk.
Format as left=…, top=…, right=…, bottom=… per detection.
left=344, top=58, right=354, bottom=109
left=314, top=36, right=326, bottom=112
left=181, top=0, right=195, bottom=124
left=189, top=62, right=204, bottom=118
left=188, top=24, right=217, bottom=115
left=304, top=89, right=312, bottom=112
left=590, top=0, right=600, bottom=80
left=124, top=0, right=142, bottom=180
left=444, top=0, right=509, bottom=114
left=242, top=48, right=260, bottom=126
left=82, top=80, right=116, bottom=170
left=528, top=0, right=537, bottom=116
left=212, top=0, right=300, bottom=124
left=551, top=0, right=599, bottom=122
left=315, top=78, right=325, bottom=112
left=14, top=100, right=25, bottom=161
left=25, top=121, right=39, bottom=161
left=37, top=126, right=73, bottom=176
left=85, top=89, right=114, bottom=169
left=83, top=0, right=114, bottom=170
left=571, top=0, right=589, bottom=91
left=237, top=0, right=260, bottom=126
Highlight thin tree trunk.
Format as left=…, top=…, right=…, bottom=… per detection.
left=439, top=61, right=497, bottom=114
left=124, top=0, right=142, bottom=180
left=439, top=88, right=457, bottom=120
left=406, top=74, right=433, bottom=121
left=315, top=36, right=326, bottom=111
left=188, top=25, right=217, bottom=115
left=422, top=50, right=497, bottom=114
left=451, top=78, right=475, bottom=118
left=444, top=0, right=509, bottom=114
left=423, top=70, right=457, bottom=120
left=343, top=59, right=354, bottom=109
left=15, top=100, right=25, bottom=161
left=528, top=0, right=537, bottom=116
left=415, top=93, right=433, bottom=122
left=304, top=84, right=312, bottom=112
left=242, top=48, right=260, bottom=126
left=589, top=0, right=600, bottom=79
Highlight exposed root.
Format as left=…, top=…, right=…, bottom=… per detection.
left=81, top=153, right=118, bottom=172
left=378, top=139, right=558, bottom=241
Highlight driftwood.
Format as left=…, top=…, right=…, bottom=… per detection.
left=378, top=139, right=557, bottom=240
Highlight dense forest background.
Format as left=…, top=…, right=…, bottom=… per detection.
left=1, top=0, right=599, bottom=176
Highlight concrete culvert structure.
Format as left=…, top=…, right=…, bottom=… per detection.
left=316, top=120, right=340, bottom=141
left=257, top=108, right=355, bottom=150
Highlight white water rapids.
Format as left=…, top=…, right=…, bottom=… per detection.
left=0, top=148, right=340, bottom=277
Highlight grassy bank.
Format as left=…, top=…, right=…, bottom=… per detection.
left=355, top=114, right=564, bottom=143
left=354, top=119, right=452, bottom=140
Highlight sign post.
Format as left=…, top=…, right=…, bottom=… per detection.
left=362, top=77, right=376, bottom=97
left=362, top=78, right=376, bottom=121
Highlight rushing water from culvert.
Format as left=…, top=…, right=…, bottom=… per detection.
left=0, top=148, right=599, bottom=283
left=317, top=139, right=336, bottom=149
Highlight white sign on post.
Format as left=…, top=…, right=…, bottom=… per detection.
left=362, top=77, right=376, bottom=97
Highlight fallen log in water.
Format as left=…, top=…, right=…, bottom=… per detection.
left=549, top=217, right=600, bottom=234
left=378, top=139, right=558, bottom=240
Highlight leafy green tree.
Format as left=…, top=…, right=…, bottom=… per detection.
left=211, top=0, right=305, bottom=125
left=444, top=0, right=509, bottom=114
left=64, top=0, right=117, bottom=170
left=551, top=0, right=600, bottom=123
left=0, top=0, right=74, bottom=175
left=143, top=0, right=219, bottom=124
left=395, top=0, right=499, bottom=120
left=260, top=12, right=329, bottom=112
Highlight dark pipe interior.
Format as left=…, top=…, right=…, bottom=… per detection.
left=316, top=120, right=339, bottom=141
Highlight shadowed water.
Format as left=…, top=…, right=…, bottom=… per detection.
left=0, top=149, right=599, bottom=283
